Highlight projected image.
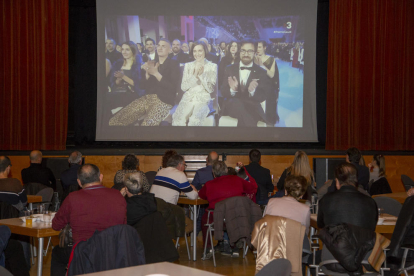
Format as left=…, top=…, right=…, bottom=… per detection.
left=103, top=15, right=304, bottom=128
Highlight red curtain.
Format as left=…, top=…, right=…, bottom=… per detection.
left=0, top=0, right=69, bottom=150
left=326, top=0, right=414, bottom=150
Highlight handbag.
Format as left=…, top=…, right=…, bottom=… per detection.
left=59, top=224, right=73, bottom=248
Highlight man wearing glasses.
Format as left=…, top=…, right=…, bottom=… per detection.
left=150, top=154, right=198, bottom=205
left=220, top=40, right=270, bottom=127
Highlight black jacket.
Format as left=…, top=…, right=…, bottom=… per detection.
left=132, top=211, right=179, bottom=264
left=21, top=163, right=56, bottom=190
left=60, top=163, right=81, bottom=190
left=169, top=51, right=190, bottom=64
left=317, top=223, right=376, bottom=275
left=67, top=225, right=145, bottom=276
left=155, top=197, right=185, bottom=238
left=317, top=185, right=378, bottom=231
left=127, top=193, right=157, bottom=226
left=244, top=162, right=273, bottom=203
left=369, top=177, right=392, bottom=196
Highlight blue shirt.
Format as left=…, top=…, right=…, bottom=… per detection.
left=192, top=165, right=214, bottom=191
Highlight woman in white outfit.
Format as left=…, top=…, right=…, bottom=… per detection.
left=172, top=40, right=217, bottom=126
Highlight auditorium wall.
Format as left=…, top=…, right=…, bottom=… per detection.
left=7, top=154, right=413, bottom=193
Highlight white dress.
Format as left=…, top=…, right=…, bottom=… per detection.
left=172, top=59, right=217, bottom=126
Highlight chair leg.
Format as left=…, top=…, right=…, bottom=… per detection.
left=202, top=227, right=210, bottom=259
left=243, top=239, right=247, bottom=258
left=184, top=234, right=191, bottom=260
left=209, top=226, right=216, bottom=267
left=402, top=248, right=409, bottom=270
left=175, top=237, right=179, bottom=249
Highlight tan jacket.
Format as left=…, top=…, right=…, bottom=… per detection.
left=251, top=215, right=306, bottom=275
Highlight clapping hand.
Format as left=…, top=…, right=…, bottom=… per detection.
left=254, top=55, right=263, bottom=66
left=114, top=70, right=124, bottom=79
left=228, top=76, right=239, bottom=91
left=147, top=62, right=160, bottom=76
left=248, top=79, right=259, bottom=93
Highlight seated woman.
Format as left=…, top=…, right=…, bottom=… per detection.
left=368, top=154, right=392, bottom=195
left=265, top=175, right=310, bottom=234
left=172, top=40, right=217, bottom=126
left=107, top=41, right=141, bottom=113
left=112, top=154, right=150, bottom=193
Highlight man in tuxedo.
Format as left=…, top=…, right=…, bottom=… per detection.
left=169, top=39, right=190, bottom=64
left=143, top=38, right=158, bottom=61
left=220, top=40, right=270, bottom=127
left=105, top=38, right=122, bottom=65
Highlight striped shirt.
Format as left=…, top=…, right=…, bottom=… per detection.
left=150, top=167, right=198, bottom=205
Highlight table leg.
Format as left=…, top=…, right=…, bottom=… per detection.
left=37, top=237, right=44, bottom=276
left=192, top=204, right=197, bottom=261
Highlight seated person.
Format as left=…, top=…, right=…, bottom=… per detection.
left=120, top=172, right=157, bottom=226
left=0, top=226, right=30, bottom=276
left=112, top=154, right=150, bottom=193
left=220, top=40, right=271, bottom=127
left=235, top=165, right=258, bottom=203
left=198, top=161, right=257, bottom=255
left=264, top=175, right=310, bottom=234
left=0, top=156, right=27, bottom=211
left=368, top=154, right=392, bottom=195
left=60, top=151, right=82, bottom=192
left=21, top=150, right=56, bottom=190
left=150, top=155, right=198, bottom=205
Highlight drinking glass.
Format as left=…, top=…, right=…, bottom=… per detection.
left=378, top=208, right=384, bottom=217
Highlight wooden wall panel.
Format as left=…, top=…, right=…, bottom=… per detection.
left=7, top=154, right=414, bottom=192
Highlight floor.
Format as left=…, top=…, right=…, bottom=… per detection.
left=29, top=234, right=257, bottom=276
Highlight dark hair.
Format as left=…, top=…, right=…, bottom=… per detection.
left=236, top=167, right=247, bottom=179
left=77, top=164, right=101, bottom=185
left=159, top=38, right=171, bottom=46
left=249, top=149, right=261, bottom=162
left=373, top=154, right=386, bottom=177
left=223, top=41, right=240, bottom=62
left=219, top=41, right=226, bottom=47
left=227, top=167, right=237, bottom=176
left=166, top=155, right=185, bottom=168
left=121, top=41, right=137, bottom=65
left=122, top=154, right=139, bottom=170
left=240, top=39, right=257, bottom=52
left=172, top=39, right=181, bottom=44
left=335, top=162, right=358, bottom=186
left=145, top=38, right=155, bottom=45
left=346, top=147, right=362, bottom=164
left=162, top=150, right=178, bottom=168
left=191, top=40, right=209, bottom=59
left=285, top=175, right=307, bottom=200
left=0, top=156, right=11, bottom=172
left=257, top=40, right=267, bottom=48
left=212, top=161, right=228, bottom=177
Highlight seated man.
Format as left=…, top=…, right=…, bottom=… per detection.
left=21, top=150, right=56, bottom=190
left=199, top=160, right=257, bottom=255
left=0, top=156, right=27, bottom=211
left=60, top=151, right=82, bottom=192
left=120, top=172, right=157, bottom=226
left=150, top=155, right=198, bottom=205
left=220, top=40, right=270, bottom=126
left=109, top=39, right=180, bottom=126
left=317, top=162, right=378, bottom=231
left=51, top=164, right=126, bottom=276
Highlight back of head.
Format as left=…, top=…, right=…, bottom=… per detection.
left=162, top=150, right=177, bottom=168
left=249, top=149, right=261, bottom=163
left=122, top=154, right=139, bottom=170
left=0, top=156, right=11, bottom=173
left=347, top=147, right=362, bottom=164
left=227, top=167, right=237, bottom=176
left=373, top=154, right=386, bottom=177
left=285, top=175, right=307, bottom=200
left=335, top=162, right=358, bottom=186
left=207, top=151, right=219, bottom=165
left=124, top=172, right=143, bottom=195
left=68, top=151, right=82, bottom=164
left=212, top=161, right=228, bottom=177
left=166, top=155, right=184, bottom=168
left=289, top=150, right=313, bottom=184
left=77, top=164, right=101, bottom=186
left=30, top=150, right=42, bottom=163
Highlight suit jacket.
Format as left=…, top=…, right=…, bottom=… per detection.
left=244, top=162, right=273, bottom=203
left=60, top=164, right=81, bottom=190
left=21, top=163, right=56, bottom=190
left=220, top=62, right=269, bottom=122
left=169, top=51, right=190, bottom=64
left=140, top=57, right=180, bottom=106
left=191, top=165, right=214, bottom=191
left=317, top=185, right=378, bottom=231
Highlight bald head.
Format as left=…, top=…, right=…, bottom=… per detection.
left=207, top=151, right=219, bottom=165
left=30, top=150, right=42, bottom=163
left=77, top=164, right=102, bottom=187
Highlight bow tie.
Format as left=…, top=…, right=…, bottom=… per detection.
left=240, top=67, right=252, bottom=71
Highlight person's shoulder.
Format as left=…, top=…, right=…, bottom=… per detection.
left=253, top=63, right=267, bottom=74
left=167, top=57, right=180, bottom=67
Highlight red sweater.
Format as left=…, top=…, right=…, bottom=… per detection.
left=198, top=175, right=258, bottom=209
left=52, top=185, right=126, bottom=244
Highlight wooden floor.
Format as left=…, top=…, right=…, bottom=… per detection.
left=29, top=234, right=257, bottom=276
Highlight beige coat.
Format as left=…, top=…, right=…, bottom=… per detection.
left=251, top=215, right=306, bottom=276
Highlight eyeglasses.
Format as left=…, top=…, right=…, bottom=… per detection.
left=240, top=49, right=255, bottom=55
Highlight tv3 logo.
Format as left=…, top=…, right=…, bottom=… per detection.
left=286, top=22, right=292, bottom=29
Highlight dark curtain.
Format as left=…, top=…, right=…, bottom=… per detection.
left=326, top=0, right=414, bottom=150
left=0, top=0, right=69, bottom=150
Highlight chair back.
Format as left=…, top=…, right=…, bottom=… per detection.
left=401, top=175, right=414, bottom=191
left=145, top=171, right=157, bottom=186
left=0, top=202, right=20, bottom=219
left=0, top=266, right=13, bottom=276
left=24, top=183, right=48, bottom=195
left=374, top=196, right=402, bottom=217
left=256, top=259, right=292, bottom=276
left=36, top=187, right=54, bottom=202
left=155, top=197, right=185, bottom=238
left=0, top=225, right=11, bottom=267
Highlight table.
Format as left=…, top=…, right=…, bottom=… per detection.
left=0, top=218, right=60, bottom=276
left=177, top=197, right=209, bottom=261
left=82, top=261, right=223, bottom=276
left=373, top=192, right=407, bottom=204
left=27, top=195, right=43, bottom=210
left=310, top=214, right=397, bottom=234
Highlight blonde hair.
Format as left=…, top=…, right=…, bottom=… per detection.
left=287, top=151, right=314, bottom=186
